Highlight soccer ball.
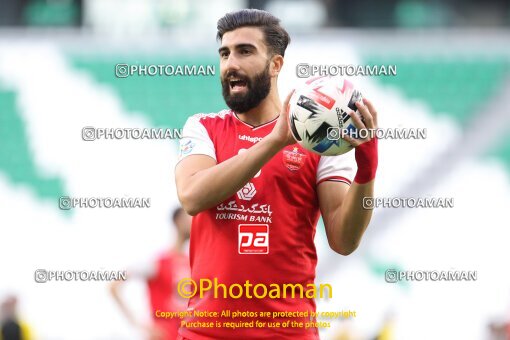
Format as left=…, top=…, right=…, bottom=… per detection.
left=288, top=76, right=363, bottom=156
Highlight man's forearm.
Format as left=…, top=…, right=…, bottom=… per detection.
left=180, top=136, right=285, bottom=215
left=331, top=131, right=378, bottom=254
left=109, top=281, right=137, bottom=326
left=335, top=180, right=374, bottom=253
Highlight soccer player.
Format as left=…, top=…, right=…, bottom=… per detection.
left=110, top=208, right=191, bottom=340
left=175, top=9, right=378, bottom=340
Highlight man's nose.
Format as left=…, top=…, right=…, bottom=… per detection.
left=223, top=54, right=241, bottom=73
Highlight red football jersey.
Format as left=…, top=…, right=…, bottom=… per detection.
left=146, top=251, right=189, bottom=339
left=177, top=110, right=355, bottom=339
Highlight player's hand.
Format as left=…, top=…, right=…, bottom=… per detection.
left=341, top=98, right=378, bottom=147
left=268, top=89, right=297, bottom=148
left=344, top=98, right=379, bottom=184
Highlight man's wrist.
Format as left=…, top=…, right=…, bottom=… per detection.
left=264, top=133, right=288, bottom=151
left=354, top=138, right=378, bottom=184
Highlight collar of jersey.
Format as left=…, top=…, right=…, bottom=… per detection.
left=232, top=111, right=279, bottom=130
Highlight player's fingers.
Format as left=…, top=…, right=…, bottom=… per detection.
left=355, top=101, right=375, bottom=130
left=341, top=131, right=362, bottom=147
left=348, top=110, right=366, bottom=131
left=362, top=98, right=378, bottom=127
left=283, top=89, right=295, bottom=113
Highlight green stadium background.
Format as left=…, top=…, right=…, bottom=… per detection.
left=1, top=5, right=510, bottom=340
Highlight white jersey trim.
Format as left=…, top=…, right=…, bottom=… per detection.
left=316, top=151, right=357, bottom=185
left=177, top=113, right=219, bottom=163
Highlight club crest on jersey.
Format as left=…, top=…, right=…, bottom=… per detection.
left=283, top=147, right=307, bottom=171
left=238, top=224, right=269, bottom=254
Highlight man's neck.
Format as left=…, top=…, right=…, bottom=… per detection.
left=235, top=91, right=282, bottom=127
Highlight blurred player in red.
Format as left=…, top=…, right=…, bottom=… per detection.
left=175, top=9, right=378, bottom=340
left=110, top=207, right=191, bottom=340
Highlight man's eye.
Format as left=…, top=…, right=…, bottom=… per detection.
left=220, top=52, right=229, bottom=58
left=241, top=50, right=251, bottom=55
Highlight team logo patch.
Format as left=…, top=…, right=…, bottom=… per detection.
left=180, top=139, right=195, bottom=156
left=283, top=147, right=307, bottom=171
left=238, top=224, right=269, bottom=254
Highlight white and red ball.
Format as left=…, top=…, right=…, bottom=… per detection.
left=288, top=76, right=363, bottom=156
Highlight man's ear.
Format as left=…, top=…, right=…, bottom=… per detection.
left=270, top=54, right=284, bottom=77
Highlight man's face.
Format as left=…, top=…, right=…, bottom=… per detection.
left=219, top=27, right=272, bottom=113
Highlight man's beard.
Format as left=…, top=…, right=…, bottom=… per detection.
left=221, top=63, right=271, bottom=113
